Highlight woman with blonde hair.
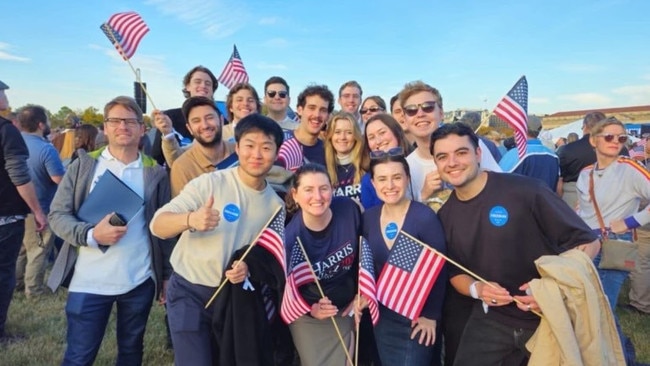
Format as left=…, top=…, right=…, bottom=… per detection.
left=324, top=111, right=364, bottom=202
left=576, top=116, right=650, bottom=364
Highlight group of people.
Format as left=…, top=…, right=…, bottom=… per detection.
left=0, top=67, right=648, bottom=366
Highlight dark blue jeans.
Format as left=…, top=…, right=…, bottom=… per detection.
left=0, top=220, right=25, bottom=337
left=374, top=304, right=436, bottom=366
left=62, top=278, right=155, bottom=366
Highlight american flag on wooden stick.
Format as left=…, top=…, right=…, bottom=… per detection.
left=359, top=237, right=379, bottom=325
left=376, top=231, right=445, bottom=320
left=280, top=241, right=314, bottom=324
left=100, top=12, right=149, bottom=60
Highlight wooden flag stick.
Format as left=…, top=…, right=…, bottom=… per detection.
left=106, top=30, right=157, bottom=111
left=354, top=285, right=360, bottom=366
left=400, top=231, right=543, bottom=318
left=204, top=207, right=282, bottom=309
left=296, top=237, right=354, bottom=366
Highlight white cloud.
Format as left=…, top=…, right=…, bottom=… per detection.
left=612, top=84, right=650, bottom=104
left=259, top=17, right=278, bottom=25
left=0, top=42, right=29, bottom=62
left=146, top=0, right=249, bottom=39
left=642, top=74, right=650, bottom=81
left=256, top=62, right=287, bottom=70
left=264, top=38, right=289, bottom=48
left=557, top=93, right=611, bottom=106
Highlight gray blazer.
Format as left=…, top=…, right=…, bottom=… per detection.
left=47, top=148, right=174, bottom=298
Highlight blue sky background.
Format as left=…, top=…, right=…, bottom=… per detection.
left=3, top=0, right=649, bottom=116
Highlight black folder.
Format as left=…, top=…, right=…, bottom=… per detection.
left=77, top=170, right=144, bottom=252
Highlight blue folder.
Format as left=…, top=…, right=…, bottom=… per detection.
left=77, top=170, right=144, bottom=252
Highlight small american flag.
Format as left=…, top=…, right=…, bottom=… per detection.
left=256, top=209, right=286, bottom=272
left=376, top=232, right=445, bottom=320
left=494, top=76, right=529, bottom=159
left=218, top=45, right=249, bottom=89
left=277, top=137, right=304, bottom=172
left=359, top=237, right=379, bottom=325
left=100, top=12, right=149, bottom=60
left=280, top=242, right=314, bottom=324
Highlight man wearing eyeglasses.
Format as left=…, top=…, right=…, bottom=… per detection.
left=264, top=76, right=298, bottom=132
left=48, top=96, right=173, bottom=365
left=338, top=81, right=363, bottom=129
left=558, top=111, right=629, bottom=209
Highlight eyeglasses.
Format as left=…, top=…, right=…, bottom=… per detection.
left=266, top=91, right=288, bottom=99
left=369, top=147, right=404, bottom=160
left=360, top=106, right=383, bottom=115
left=403, top=101, right=438, bottom=117
left=597, top=134, right=628, bottom=144
left=105, top=117, right=141, bottom=127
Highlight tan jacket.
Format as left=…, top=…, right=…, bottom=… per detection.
left=526, top=249, right=625, bottom=366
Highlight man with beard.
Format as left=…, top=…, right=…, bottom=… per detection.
left=152, top=65, right=219, bottom=167
left=169, top=96, right=235, bottom=197
left=15, top=105, right=65, bottom=297
left=276, top=85, right=333, bottom=171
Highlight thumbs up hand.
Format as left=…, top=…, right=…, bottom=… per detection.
left=188, top=195, right=220, bottom=232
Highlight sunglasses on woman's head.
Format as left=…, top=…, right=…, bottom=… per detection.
left=597, top=134, right=628, bottom=144
left=369, top=147, right=404, bottom=160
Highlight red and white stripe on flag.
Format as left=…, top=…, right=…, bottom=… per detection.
left=494, top=76, right=529, bottom=159
left=101, top=12, right=149, bottom=60
left=218, top=45, right=249, bottom=89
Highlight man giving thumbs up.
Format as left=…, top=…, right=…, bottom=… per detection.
left=150, top=114, right=285, bottom=366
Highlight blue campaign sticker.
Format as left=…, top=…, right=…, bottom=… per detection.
left=223, top=203, right=241, bottom=222
left=385, top=222, right=398, bottom=240
left=488, top=206, right=509, bottom=227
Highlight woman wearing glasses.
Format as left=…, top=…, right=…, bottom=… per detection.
left=357, top=149, right=447, bottom=365
left=360, top=114, right=414, bottom=209
left=576, top=117, right=650, bottom=364
left=360, top=96, right=387, bottom=125
left=283, top=164, right=361, bottom=366
left=324, top=112, right=365, bottom=203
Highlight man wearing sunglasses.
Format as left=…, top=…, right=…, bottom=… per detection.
left=264, top=76, right=298, bottom=132
left=557, top=111, right=629, bottom=208
left=399, top=81, right=501, bottom=203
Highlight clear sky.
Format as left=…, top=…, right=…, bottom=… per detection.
left=2, top=0, right=649, bottom=116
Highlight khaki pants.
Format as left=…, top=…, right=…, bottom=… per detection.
left=15, top=214, right=54, bottom=297
left=629, top=225, right=650, bottom=313
left=561, top=181, right=578, bottom=210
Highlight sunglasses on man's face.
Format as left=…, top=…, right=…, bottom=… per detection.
left=403, top=101, right=438, bottom=117
left=266, top=91, right=288, bottom=99
left=369, top=147, right=404, bottom=160
left=597, top=134, right=628, bottom=144
left=360, top=106, right=383, bottom=115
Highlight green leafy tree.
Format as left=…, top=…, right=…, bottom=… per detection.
left=80, top=106, right=104, bottom=126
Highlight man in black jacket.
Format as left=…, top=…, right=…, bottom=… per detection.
left=0, top=80, right=47, bottom=343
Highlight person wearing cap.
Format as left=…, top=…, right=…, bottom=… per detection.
left=0, top=80, right=48, bottom=343
left=151, top=65, right=219, bottom=167
left=498, top=117, right=560, bottom=191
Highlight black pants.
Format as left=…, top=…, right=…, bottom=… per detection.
left=453, top=303, right=535, bottom=366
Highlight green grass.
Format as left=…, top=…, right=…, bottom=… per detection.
left=2, top=282, right=649, bottom=365
left=2, top=290, right=174, bottom=366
